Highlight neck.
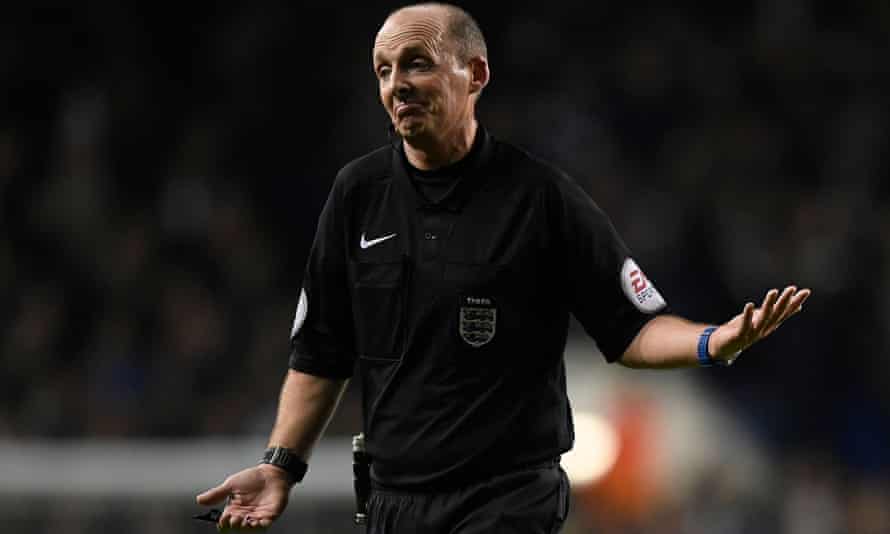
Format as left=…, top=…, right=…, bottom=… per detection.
left=403, top=119, right=478, bottom=171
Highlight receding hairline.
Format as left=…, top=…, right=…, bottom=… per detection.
left=379, top=2, right=487, bottom=64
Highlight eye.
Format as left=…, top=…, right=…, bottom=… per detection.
left=377, top=66, right=391, bottom=80
left=410, top=58, right=430, bottom=70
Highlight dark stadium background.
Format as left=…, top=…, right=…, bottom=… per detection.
left=1, top=1, right=888, bottom=533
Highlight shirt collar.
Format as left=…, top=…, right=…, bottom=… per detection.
left=392, top=125, right=495, bottom=213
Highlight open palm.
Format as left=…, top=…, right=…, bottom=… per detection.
left=709, top=286, right=811, bottom=362
left=197, top=465, right=292, bottom=530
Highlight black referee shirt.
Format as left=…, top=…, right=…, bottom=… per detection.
left=289, top=127, right=668, bottom=489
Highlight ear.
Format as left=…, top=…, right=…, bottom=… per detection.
left=467, top=56, right=490, bottom=96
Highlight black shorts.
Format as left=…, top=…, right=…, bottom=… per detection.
left=366, top=461, right=570, bottom=534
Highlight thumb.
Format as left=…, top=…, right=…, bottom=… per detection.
left=196, top=481, right=230, bottom=506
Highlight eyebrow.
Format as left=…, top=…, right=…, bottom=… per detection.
left=373, top=44, right=432, bottom=66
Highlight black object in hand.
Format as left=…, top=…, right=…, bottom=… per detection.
left=193, top=509, right=222, bottom=523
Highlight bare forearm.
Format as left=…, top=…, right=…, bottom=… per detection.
left=619, top=286, right=811, bottom=369
left=267, top=369, right=348, bottom=460
left=619, top=315, right=708, bottom=369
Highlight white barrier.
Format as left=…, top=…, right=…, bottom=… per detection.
left=0, top=337, right=769, bottom=500
left=0, top=437, right=354, bottom=498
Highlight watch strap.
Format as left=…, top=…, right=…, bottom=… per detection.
left=697, top=326, right=740, bottom=367
left=260, top=446, right=308, bottom=483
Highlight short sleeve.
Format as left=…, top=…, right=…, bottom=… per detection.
left=552, top=176, right=669, bottom=362
left=288, top=178, right=356, bottom=378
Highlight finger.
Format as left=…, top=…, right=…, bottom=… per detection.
left=773, top=285, right=796, bottom=316
left=229, top=514, right=244, bottom=529
left=743, top=302, right=755, bottom=330
left=765, top=288, right=811, bottom=335
left=777, top=287, right=810, bottom=318
left=781, top=289, right=811, bottom=321
left=739, top=302, right=755, bottom=342
left=218, top=508, right=232, bottom=531
left=762, top=286, right=796, bottom=333
left=754, top=289, right=779, bottom=333
left=197, top=483, right=231, bottom=506
left=792, top=288, right=811, bottom=308
left=258, top=518, right=272, bottom=528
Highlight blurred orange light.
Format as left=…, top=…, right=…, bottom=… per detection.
left=562, top=411, right=620, bottom=487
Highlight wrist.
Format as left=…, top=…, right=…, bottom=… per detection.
left=257, top=463, right=295, bottom=485
left=698, top=326, right=733, bottom=367
left=260, top=446, right=308, bottom=485
left=706, top=327, right=720, bottom=361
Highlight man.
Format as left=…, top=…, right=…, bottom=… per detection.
left=196, top=3, right=811, bottom=532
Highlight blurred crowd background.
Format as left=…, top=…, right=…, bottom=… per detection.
left=1, top=1, right=888, bottom=533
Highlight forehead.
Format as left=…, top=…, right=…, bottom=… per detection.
left=373, top=12, right=446, bottom=63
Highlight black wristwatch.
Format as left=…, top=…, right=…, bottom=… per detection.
left=260, top=446, right=308, bottom=484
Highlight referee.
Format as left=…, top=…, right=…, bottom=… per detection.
left=197, top=3, right=811, bottom=532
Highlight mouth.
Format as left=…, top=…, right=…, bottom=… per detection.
left=395, top=102, right=424, bottom=118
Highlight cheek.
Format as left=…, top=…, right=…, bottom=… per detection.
left=427, top=81, right=451, bottom=111
left=432, top=91, right=454, bottom=116
left=379, top=87, right=394, bottom=113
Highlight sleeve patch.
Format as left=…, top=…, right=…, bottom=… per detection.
left=620, top=258, right=666, bottom=314
left=290, top=287, right=309, bottom=339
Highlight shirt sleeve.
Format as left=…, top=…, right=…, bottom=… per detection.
left=552, top=175, right=669, bottom=362
left=288, top=177, right=356, bottom=379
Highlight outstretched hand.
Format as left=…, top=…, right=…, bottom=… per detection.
left=708, top=286, right=811, bottom=363
left=196, top=464, right=292, bottom=531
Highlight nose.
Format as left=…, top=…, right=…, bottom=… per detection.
left=392, top=70, right=413, bottom=100
left=395, top=83, right=412, bottom=100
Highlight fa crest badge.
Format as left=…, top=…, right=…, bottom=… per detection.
left=459, top=296, right=497, bottom=347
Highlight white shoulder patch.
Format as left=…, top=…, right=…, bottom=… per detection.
left=290, top=287, right=308, bottom=339
left=620, top=258, right=666, bottom=314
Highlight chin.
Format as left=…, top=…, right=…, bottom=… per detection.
left=396, top=120, right=427, bottom=139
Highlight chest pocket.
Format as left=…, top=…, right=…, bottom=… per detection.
left=443, top=261, right=505, bottom=353
left=350, top=257, right=408, bottom=360
left=443, top=250, right=557, bottom=364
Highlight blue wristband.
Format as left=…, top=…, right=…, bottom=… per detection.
left=697, top=326, right=719, bottom=367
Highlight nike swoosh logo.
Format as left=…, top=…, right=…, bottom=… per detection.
left=360, top=232, right=397, bottom=249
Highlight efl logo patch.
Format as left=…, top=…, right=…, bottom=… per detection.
left=459, top=296, right=497, bottom=348
left=620, top=258, right=666, bottom=314
left=290, top=287, right=308, bottom=339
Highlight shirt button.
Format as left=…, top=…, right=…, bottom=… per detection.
left=424, top=232, right=437, bottom=240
